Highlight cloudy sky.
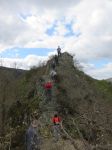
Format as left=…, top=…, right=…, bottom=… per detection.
left=0, top=0, right=112, bottom=79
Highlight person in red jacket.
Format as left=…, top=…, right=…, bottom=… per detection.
left=44, top=81, right=53, bottom=101
left=44, top=81, right=52, bottom=89
left=52, top=114, right=61, bottom=125
left=52, top=114, right=62, bottom=141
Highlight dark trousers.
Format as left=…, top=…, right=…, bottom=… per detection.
left=53, top=125, right=61, bottom=141
left=51, top=75, right=57, bottom=82
left=58, top=51, right=61, bottom=57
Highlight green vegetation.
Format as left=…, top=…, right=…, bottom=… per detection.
left=96, top=80, right=112, bottom=101
left=0, top=53, right=112, bottom=150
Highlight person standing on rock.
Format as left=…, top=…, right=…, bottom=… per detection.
left=52, top=114, right=62, bottom=142
left=57, top=46, right=61, bottom=57
left=43, top=80, right=53, bottom=101
left=26, top=119, right=40, bottom=150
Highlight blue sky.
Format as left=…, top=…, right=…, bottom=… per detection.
left=89, top=59, right=111, bottom=69
left=46, top=20, right=80, bottom=37
left=1, top=47, right=110, bottom=70
left=0, top=48, right=53, bottom=58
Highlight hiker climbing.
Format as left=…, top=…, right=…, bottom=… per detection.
left=50, top=70, right=57, bottom=82
left=43, top=80, right=53, bottom=101
left=16, top=100, right=22, bottom=107
left=38, top=77, right=45, bottom=87
left=51, top=60, right=56, bottom=70
left=57, top=46, right=61, bottom=57
left=52, top=114, right=62, bottom=142
left=54, top=55, right=59, bottom=65
left=26, top=119, right=40, bottom=150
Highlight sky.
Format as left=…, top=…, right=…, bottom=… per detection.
left=0, top=0, right=112, bottom=79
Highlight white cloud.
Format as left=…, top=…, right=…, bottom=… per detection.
left=0, top=55, right=48, bottom=70
left=0, top=0, right=81, bottom=51
left=85, top=63, right=112, bottom=80
left=0, top=0, right=112, bottom=79
left=71, top=0, right=112, bottom=61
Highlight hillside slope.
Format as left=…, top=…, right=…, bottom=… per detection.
left=0, top=67, right=26, bottom=136
left=0, top=52, right=112, bottom=150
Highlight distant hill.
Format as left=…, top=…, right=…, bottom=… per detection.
left=0, top=66, right=26, bottom=76
left=106, top=78, right=112, bottom=83
left=0, top=53, right=112, bottom=150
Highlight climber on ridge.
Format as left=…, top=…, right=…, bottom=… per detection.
left=57, top=46, right=61, bottom=57
left=50, top=70, right=57, bottom=82
left=43, top=80, right=53, bottom=101
left=51, top=60, right=56, bottom=70
left=54, top=55, right=59, bottom=65
left=16, top=100, right=22, bottom=107
left=52, top=114, right=62, bottom=142
left=38, top=77, right=45, bottom=87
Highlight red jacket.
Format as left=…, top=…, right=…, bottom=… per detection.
left=44, top=82, right=52, bottom=89
left=52, top=117, right=61, bottom=124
